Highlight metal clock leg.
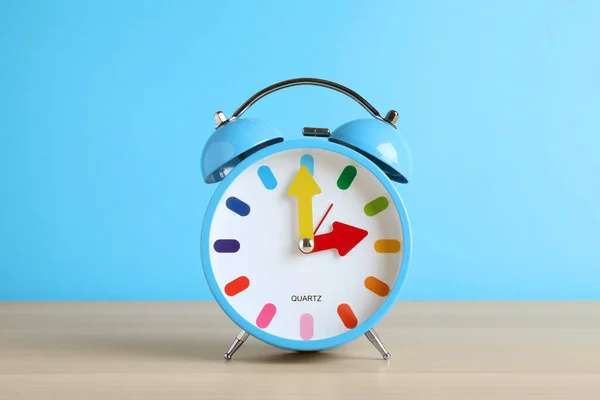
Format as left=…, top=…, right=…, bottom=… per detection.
left=223, top=330, right=250, bottom=360
left=365, top=329, right=391, bottom=360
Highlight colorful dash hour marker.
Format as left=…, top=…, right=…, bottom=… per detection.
left=213, top=239, right=240, bottom=253
left=364, top=276, right=390, bottom=297
left=337, top=165, right=357, bottom=190
left=225, top=196, right=250, bottom=217
left=257, top=165, right=277, bottom=190
left=337, top=303, right=358, bottom=329
left=256, top=303, right=277, bottom=328
left=300, top=313, right=314, bottom=340
left=224, top=276, right=250, bottom=296
left=300, top=154, right=314, bottom=175
left=374, top=239, right=402, bottom=253
left=364, top=196, right=389, bottom=216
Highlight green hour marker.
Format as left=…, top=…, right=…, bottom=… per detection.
left=337, top=165, right=357, bottom=190
left=364, top=196, right=389, bottom=216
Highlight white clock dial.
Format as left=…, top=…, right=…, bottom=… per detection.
left=206, top=146, right=405, bottom=342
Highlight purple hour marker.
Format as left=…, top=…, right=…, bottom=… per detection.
left=214, top=239, right=240, bottom=253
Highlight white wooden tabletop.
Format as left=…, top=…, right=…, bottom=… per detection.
left=1, top=301, right=599, bottom=399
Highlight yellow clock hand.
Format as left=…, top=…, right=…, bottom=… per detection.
left=287, top=165, right=321, bottom=253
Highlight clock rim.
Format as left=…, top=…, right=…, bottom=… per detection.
left=200, top=138, right=412, bottom=351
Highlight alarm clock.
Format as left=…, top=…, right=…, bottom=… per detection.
left=200, top=78, right=412, bottom=360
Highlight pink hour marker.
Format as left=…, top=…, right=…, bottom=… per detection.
left=300, top=313, right=314, bottom=340
left=256, top=303, right=277, bottom=329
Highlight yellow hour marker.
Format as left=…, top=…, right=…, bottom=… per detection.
left=374, top=239, right=401, bottom=253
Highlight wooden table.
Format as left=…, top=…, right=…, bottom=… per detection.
left=1, top=302, right=599, bottom=399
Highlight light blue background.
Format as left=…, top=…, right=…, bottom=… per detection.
left=1, top=0, right=599, bottom=300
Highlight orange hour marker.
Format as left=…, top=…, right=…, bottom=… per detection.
left=374, top=239, right=401, bottom=253
left=364, top=276, right=390, bottom=297
left=337, top=303, right=358, bottom=329
left=224, top=276, right=250, bottom=296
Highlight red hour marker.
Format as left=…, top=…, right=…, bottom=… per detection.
left=337, top=303, right=358, bottom=329
left=224, top=276, right=250, bottom=296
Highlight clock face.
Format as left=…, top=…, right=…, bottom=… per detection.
left=203, top=142, right=408, bottom=347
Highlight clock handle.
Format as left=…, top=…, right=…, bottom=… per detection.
left=227, top=78, right=398, bottom=128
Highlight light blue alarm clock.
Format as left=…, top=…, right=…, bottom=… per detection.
left=200, top=78, right=412, bottom=360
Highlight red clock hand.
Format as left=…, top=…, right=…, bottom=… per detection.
left=314, top=203, right=334, bottom=234
left=312, top=222, right=368, bottom=256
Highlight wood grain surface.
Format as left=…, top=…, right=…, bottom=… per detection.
left=1, top=301, right=599, bottom=399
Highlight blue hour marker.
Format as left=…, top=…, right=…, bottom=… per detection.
left=300, top=154, right=314, bottom=175
left=214, top=239, right=240, bottom=253
left=226, top=197, right=250, bottom=216
left=257, top=165, right=277, bottom=190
